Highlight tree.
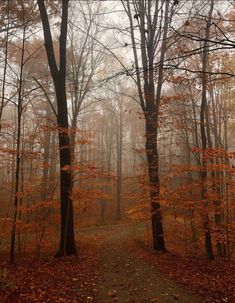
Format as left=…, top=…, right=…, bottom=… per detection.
left=121, top=0, right=171, bottom=251
left=199, top=0, right=214, bottom=260
left=37, top=0, right=77, bottom=256
left=67, top=0, right=104, bottom=182
left=9, top=21, right=26, bottom=265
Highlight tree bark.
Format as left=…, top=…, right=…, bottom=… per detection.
left=37, top=0, right=77, bottom=256
left=10, top=24, right=26, bottom=264
left=199, top=0, right=214, bottom=260
left=145, top=111, right=165, bottom=250
left=121, top=0, right=169, bottom=251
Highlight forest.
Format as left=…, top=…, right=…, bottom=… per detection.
left=0, top=0, right=235, bottom=302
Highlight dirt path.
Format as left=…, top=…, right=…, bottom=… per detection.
left=92, top=223, right=202, bottom=303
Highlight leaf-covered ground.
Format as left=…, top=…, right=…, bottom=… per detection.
left=134, top=245, right=235, bottom=303
left=0, top=240, right=99, bottom=303
left=96, top=241, right=202, bottom=303
left=0, top=223, right=234, bottom=303
left=82, top=224, right=202, bottom=303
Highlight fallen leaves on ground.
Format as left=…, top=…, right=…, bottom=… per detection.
left=0, top=242, right=99, bottom=303
left=133, top=243, right=235, bottom=303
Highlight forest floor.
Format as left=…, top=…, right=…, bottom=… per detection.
left=94, top=223, right=202, bottom=303
left=0, top=223, right=234, bottom=303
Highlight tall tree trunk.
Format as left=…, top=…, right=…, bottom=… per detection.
left=116, top=106, right=123, bottom=220
left=199, top=0, right=214, bottom=260
left=122, top=0, right=169, bottom=251
left=145, top=111, right=165, bottom=250
left=37, top=0, right=77, bottom=256
left=209, top=86, right=227, bottom=257
left=10, top=24, right=26, bottom=264
left=55, top=81, right=76, bottom=256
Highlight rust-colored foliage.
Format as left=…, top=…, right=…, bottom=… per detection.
left=0, top=240, right=99, bottom=303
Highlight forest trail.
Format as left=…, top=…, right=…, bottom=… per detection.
left=84, top=223, right=203, bottom=303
